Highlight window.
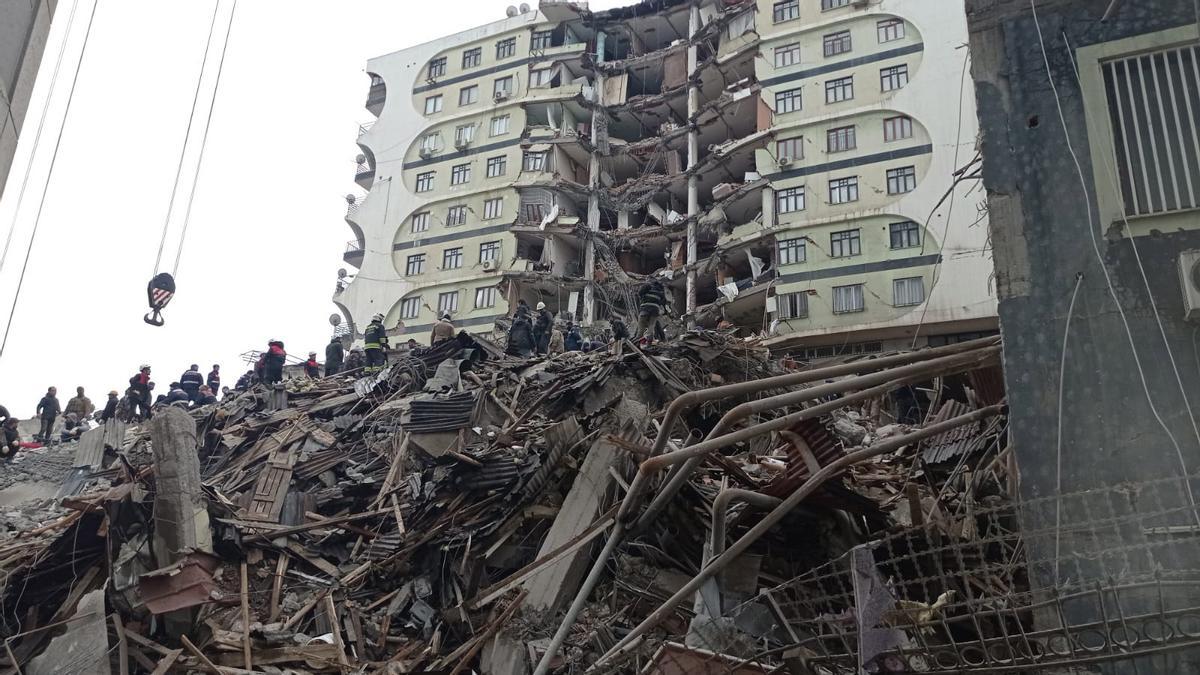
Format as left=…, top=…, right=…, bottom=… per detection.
left=490, top=115, right=510, bottom=136
left=890, top=221, right=921, bottom=248
left=438, top=291, right=459, bottom=315
left=830, top=229, right=861, bottom=257
left=447, top=205, right=467, bottom=226
left=823, top=30, right=852, bottom=57
left=411, top=212, right=431, bottom=233
left=462, top=47, right=481, bottom=69
left=405, top=254, right=426, bottom=276
left=420, top=133, right=441, bottom=153
left=832, top=284, right=865, bottom=314
left=531, top=30, right=553, bottom=50
left=881, top=64, right=909, bottom=91
left=893, top=277, right=925, bottom=307
left=454, top=124, right=475, bottom=146
left=424, top=95, right=443, bottom=115
left=883, top=115, right=913, bottom=142
left=486, top=155, right=507, bottom=178
left=429, top=57, right=447, bottom=79
left=826, top=126, right=856, bottom=153
left=779, top=237, right=806, bottom=265
left=776, top=186, right=805, bottom=215
left=774, top=43, right=801, bottom=68
left=775, top=87, right=802, bottom=114
left=494, top=76, right=514, bottom=98
left=415, top=172, right=434, bottom=192
left=829, top=176, right=859, bottom=204
left=459, top=85, right=479, bottom=106
left=773, top=0, right=799, bottom=22
left=878, top=18, right=905, bottom=43
left=776, top=137, right=803, bottom=162
left=475, top=286, right=497, bottom=308
left=530, top=68, right=553, bottom=87
left=777, top=291, right=809, bottom=319
left=400, top=297, right=421, bottom=319
left=822, top=0, right=851, bottom=9
left=479, top=240, right=501, bottom=262
left=451, top=163, right=471, bottom=185
left=887, top=166, right=917, bottom=194
left=523, top=151, right=547, bottom=171
left=484, top=197, right=503, bottom=219
left=496, top=37, right=516, bottom=59
left=825, top=76, right=854, bottom=103
left=442, top=247, right=463, bottom=270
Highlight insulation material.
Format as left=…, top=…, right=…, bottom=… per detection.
left=747, top=251, right=765, bottom=280
left=718, top=282, right=740, bottom=302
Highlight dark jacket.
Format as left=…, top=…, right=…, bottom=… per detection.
left=167, top=388, right=190, bottom=404
left=364, top=321, right=389, bottom=349
left=507, top=317, right=535, bottom=355
left=196, top=393, right=218, bottom=406
left=37, top=395, right=60, bottom=420
left=129, top=372, right=151, bottom=397
left=180, top=370, right=204, bottom=392
left=639, top=281, right=668, bottom=313
left=304, top=358, right=320, bottom=377
left=534, top=308, right=553, bottom=334
left=325, top=341, right=344, bottom=371
left=0, top=404, right=10, bottom=422
left=100, top=398, right=118, bottom=423
left=236, top=372, right=253, bottom=389
left=207, top=370, right=220, bottom=392
left=611, top=318, right=630, bottom=341
left=265, top=343, right=287, bottom=367
left=564, top=328, right=583, bottom=351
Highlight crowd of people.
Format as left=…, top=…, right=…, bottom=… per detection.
left=503, top=277, right=668, bottom=357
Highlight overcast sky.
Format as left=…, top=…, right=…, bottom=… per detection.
left=0, top=0, right=630, bottom=414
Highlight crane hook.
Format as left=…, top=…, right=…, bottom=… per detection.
left=145, top=272, right=176, bottom=327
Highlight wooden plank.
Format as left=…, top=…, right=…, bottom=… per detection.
left=269, top=553, right=288, bottom=621
left=240, top=562, right=252, bottom=672
left=148, top=649, right=183, bottom=675
left=286, top=540, right=341, bottom=578
left=325, top=595, right=350, bottom=669
left=111, top=613, right=130, bottom=675
left=180, top=635, right=222, bottom=675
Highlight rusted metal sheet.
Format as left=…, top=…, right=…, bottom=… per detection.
left=139, top=552, right=219, bottom=614
left=762, top=417, right=844, bottom=499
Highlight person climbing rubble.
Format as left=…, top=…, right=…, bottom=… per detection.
left=533, top=302, right=553, bottom=354
left=35, top=386, right=60, bottom=443
left=343, top=346, right=365, bottom=373
left=264, top=340, right=287, bottom=384
left=564, top=322, right=583, bottom=352
left=165, top=382, right=190, bottom=405
left=127, top=365, right=153, bottom=421
left=207, top=364, right=221, bottom=397
left=364, top=314, right=389, bottom=373
left=99, top=390, right=119, bottom=423
left=506, top=311, right=535, bottom=357
left=548, top=322, right=565, bottom=355
left=431, top=313, right=455, bottom=345
left=180, top=364, right=205, bottom=403
left=304, top=352, right=321, bottom=377
left=64, top=386, right=94, bottom=420
left=235, top=369, right=254, bottom=390
left=325, top=337, right=344, bottom=376
left=195, top=385, right=218, bottom=406
left=637, top=277, right=669, bottom=342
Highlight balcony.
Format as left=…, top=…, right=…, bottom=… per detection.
left=345, top=193, right=366, bottom=219
left=354, top=158, right=375, bottom=189
left=344, top=239, right=364, bottom=267
left=365, top=74, right=385, bottom=116
left=358, top=121, right=374, bottom=137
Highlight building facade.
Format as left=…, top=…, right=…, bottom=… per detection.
left=336, top=0, right=997, bottom=353
left=0, top=0, right=57, bottom=202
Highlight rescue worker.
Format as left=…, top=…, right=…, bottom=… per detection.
left=253, top=354, right=266, bottom=383
left=431, top=313, right=455, bottom=345
left=343, top=347, right=365, bottom=373
left=514, top=298, right=531, bottom=319
left=564, top=323, right=583, bottom=352
left=128, top=365, right=153, bottom=421
left=180, top=364, right=205, bottom=403
left=548, top=323, right=565, bottom=355
left=506, top=313, right=535, bottom=357
left=264, top=340, right=287, bottom=384
left=99, top=391, right=119, bottom=423
left=60, top=414, right=87, bottom=443
left=35, top=386, right=60, bottom=443
left=533, top=302, right=553, bottom=355
left=195, top=386, right=218, bottom=406
left=637, top=278, right=669, bottom=342
left=1, top=417, right=19, bottom=461
left=65, top=386, right=94, bottom=419
left=235, top=370, right=254, bottom=390
left=207, top=365, right=221, bottom=396
left=166, top=382, right=191, bottom=405
left=325, top=337, right=344, bottom=376
left=611, top=317, right=630, bottom=342
left=364, top=314, right=389, bottom=373
left=304, top=352, right=321, bottom=377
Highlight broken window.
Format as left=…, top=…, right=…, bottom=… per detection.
left=881, top=64, right=909, bottom=91
left=494, top=76, right=514, bottom=99
left=825, top=76, right=854, bottom=103
left=438, top=291, right=459, bottom=314
left=443, top=247, right=463, bottom=270
left=531, top=30, right=553, bottom=51
left=832, top=283, right=865, bottom=313
left=778, top=291, right=809, bottom=319
left=775, top=87, right=802, bottom=114
left=496, top=37, right=516, bottom=60
left=451, top=163, right=471, bottom=185
left=424, top=95, right=443, bottom=115
left=415, top=171, right=435, bottom=192
left=454, top=124, right=475, bottom=146
left=475, top=286, right=497, bottom=308
left=523, top=151, right=547, bottom=171
left=775, top=186, right=805, bottom=215
left=823, top=30, right=852, bottom=58
left=830, top=229, right=861, bottom=257
left=420, top=132, right=441, bottom=153
left=776, top=137, right=803, bottom=162
left=405, top=254, right=426, bottom=276
left=411, top=212, right=431, bottom=233
left=883, top=115, right=913, bottom=142
left=428, top=56, right=447, bottom=79
left=826, top=126, right=856, bottom=153
left=462, top=47, right=481, bottom=69
left=829, top=176, right=859, bottom=204
left=490, top=115, right=510, bottom=136
left=530, top=68, right=553, bottom=88
left=521, top=202, right=545, bottom=223
left=779, top=237, right=806, bottom=264
left=822, top=0, right=851, bottom=9
left=727, top=9, right=756, bottom=40
left=486, top=155, right=507, bottom=178
left=887, top=166, right=917, bottom=194
left=774, top=43, right=801, bottom=68
left=400, top=296, right=421, bottom=319
left=890, top=220, right=920, bottom=248
left=483, top=198, right=503, bottom=219
left=773, top=0, right=799, bottom=23
left=893, top=276, right=925, bottom=306
left=878, top=18, right=905, bottom=43
left=447, top=205, right=467, bottom=226
left=479, top=240, right=500, bottom=262
left=459, top=85, right=479, bottom=106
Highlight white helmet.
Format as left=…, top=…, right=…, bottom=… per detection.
left=139, top=364, right=151, bottom=371
left=536, top=302, right=546, bottom=310
left=372, top=313, right=384, bottom=322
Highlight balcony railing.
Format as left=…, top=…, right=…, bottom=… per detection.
left=358, top=121, right=374, bottom=137
left=355, top=161, right=374, bottom=179
left=345, top=240, right=364, bottom=254
left=345, top=193, right=366, bottom=217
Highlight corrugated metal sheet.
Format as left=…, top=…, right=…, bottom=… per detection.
left=406, top=392, right=478, bottom=433
left=921, top=400, right=1004, bottom=464
left=762, top=417, right=844, bottom=499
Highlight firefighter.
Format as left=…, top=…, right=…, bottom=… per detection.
left=364, top=314, right=389, bottom=373
left=264, top=340, right=287, bottom=384
left=533, top=302, right=553, bottom=355
left=304, top=352, right=321, bottom=377
left=207, top=365, right=221, bottom=396
left=128, top=365, right=153, bottom=421
left=637, top=278, right=669, bottom=342
left=180, top=364, right=204, bottom=402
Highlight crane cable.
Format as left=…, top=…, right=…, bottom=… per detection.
left=0, top=0, right=100, bottom=359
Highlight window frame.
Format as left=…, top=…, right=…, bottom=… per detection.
left=776, top=137, right=804, bottom=162
left=880, top=64, right=910, bottom=92
left=479, top=240, right=501, bottom=263
left=877, top=18, right=905, bottom=43
left=450, top=163, right=471, bottom=186
left=493, top=76, right=514, bottom=98
left=405, top=253, right=426, bottom=276
left=773, top=0, right=800, bottom=23
left=832, top=283, right=865, bottom=314
left=420, top=132, right=441, bottom=153
left=774, top=42, right=801, bottom=68
left=893, top=276, right=925, bottom=307
left=458, top=85, right=479, bottom=107
left=823, top=30, right=852, bottom=58
left=486, top=155, right=507, bottom=178
left=887, top=166, right=917, bottom=194
left=437, top=291, right=459, bottom=315
left=424, top=95, right=443, bottom=115
left=490, top=115, right=510, bottom=137
left=483, top=197, right=503, bottom=220
left=462, top=47, right=481, bottom=69
left=821, top=0, right=851, bottom=9
left=829, top=229, right=862, bottom=258
left=415, top=171, right=435, bottom=193
left=496, top=37, right=516, bottom=60
left=428, top=57, right=447, bottom=79
left=523, top=151, right=547, bottom=171
left=883, top=115, right=913, bottom=142
left=825, top=76, right=854, bottom=104
left=829, top=176, right=860, bottom=205
left=775, top=87, right=803, bottom=114
left=826, top=125, right=857, bottom=153
left=475, top=286, right=497, bottom=309
left=531, top=29, right=553, bottom=51
left=775, top=186, right=806, bottom=215
left=889, top=221, right=921, bottom=249
left=442, top=247, right=464, bottom=270
left=778, top=237, right=807, bottom=265
left=411, top=211, right=431, bottom=233
left=530, top=67, right=554, bottom=87
left=454, top=124, right=475, bottom=145
left=777, top=291, right=809, bottom=319
left=446, top=205, right=467, bottom=227
left=400, top=297, right=421, bottom=320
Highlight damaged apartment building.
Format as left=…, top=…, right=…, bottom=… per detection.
left=335, top=0, right=997, bottom=354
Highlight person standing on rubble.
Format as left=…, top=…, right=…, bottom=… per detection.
left=128, top=365, right=153, bottom=421
left=325, top=337, right=344, bottom=376
left=506, top=312, right=535, bottom=357
left=207, top=364, right=221, bottom=397
left=564, top=322, right=583, bottom=351
left=35, top=386, right=60, bottom=443
left=548, top=322, right=565, bottom=355
left=236, top=369, right=254, bottom=390
left=180, top=364, right=205, bottom=402
left=343, top=346, right=365, bottom=373
left=264, top=340, right=287, bottom=384
left=364, top=314, right=389, bottom=373
left=99, top=390, right=119, bottom=423
left=431, top=313, right=455, bottom=345
left=533, top=302, right=553, bottom=354
left=304, top=352, right=321, bottom=377
left=65, top=386, right=94, bottom=420
left=637, top=277, right=669, bottom=342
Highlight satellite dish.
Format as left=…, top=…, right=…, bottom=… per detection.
left=345, top=193, right=357, bottom=204
left=505, top=5, right=518, bottom=16
left=519, top=2, right=530, bottom=12
left=394, top=321, right=406, bottom=335
left=337, top=268, right=348, bottom=279
left=355, top=153, right=367, bottom=164
left=328, top=313, right=342, bottom=327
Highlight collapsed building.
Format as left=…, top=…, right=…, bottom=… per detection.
left=335, top=0, right=997, bottom=355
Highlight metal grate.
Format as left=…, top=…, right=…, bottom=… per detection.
left=1102, top=43, right=1200, bottom=217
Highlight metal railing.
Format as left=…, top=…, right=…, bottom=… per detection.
left=358, top=121, right=374, bottom=137
left=345, top=240, right=364, bottom=254
left=355, top=161, right=373, bottom=178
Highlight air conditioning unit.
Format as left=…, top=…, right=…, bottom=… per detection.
left=778, top=156, right=793, bottom=167
left=494, top=91, right=510, bottom=102
left=1179, top=249, right=1200, bottom=321
left=481, top=260, right=498, bottom=271
left=454, top=138, right=471, bottom=149
left=419, top=147, right=435, bottom=158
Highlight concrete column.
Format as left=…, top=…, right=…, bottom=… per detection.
left=583, top=73, right=604, bottom=326
left=685, top=4, right=701, bottom=327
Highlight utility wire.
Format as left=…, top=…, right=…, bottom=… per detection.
left=171, top=0, right=238, bottom=277
left=0, top=0, right=100, bottom=361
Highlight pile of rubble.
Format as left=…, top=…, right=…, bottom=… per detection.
left=0, top=330, right=1013, bottom=674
